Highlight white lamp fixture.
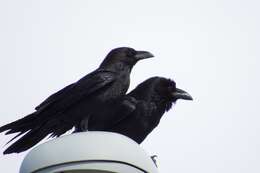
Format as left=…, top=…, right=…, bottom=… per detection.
left=20, top=132, right=159, bottom=173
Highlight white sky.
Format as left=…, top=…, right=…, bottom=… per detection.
left=0, top=0, right=259, bottom=172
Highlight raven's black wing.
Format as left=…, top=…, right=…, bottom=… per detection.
left=0, top=70, right=117, bottom=134
left=2, top=70, right=117, bottom=154
left=85, top=96, right=138, bottom=131
left=35, top=83, right=75, bottom=111
left=35, top=70, right=116, bottom=113
left=104, top=99, right=158, bottom=144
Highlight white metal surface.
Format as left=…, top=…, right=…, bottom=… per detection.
left=20, top=132, right=158, bottom=173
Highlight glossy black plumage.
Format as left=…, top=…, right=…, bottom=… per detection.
left=85, top=77, right=193, bottom=144
left=0, top=47, right=153, bottom=154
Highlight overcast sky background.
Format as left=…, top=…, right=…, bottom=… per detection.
left=0, top=0, right=259, bottom=172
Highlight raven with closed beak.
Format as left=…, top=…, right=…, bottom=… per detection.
left=83, top=77, right=193, bottom=144
left=0, top=47, right=153, bottom=154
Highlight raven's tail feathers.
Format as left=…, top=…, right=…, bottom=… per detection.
left=5, top=131, right=27, bottom=145
left=3, top=127, right=49, bottom=154
left=0, top=112, right=38, bottom=134
left=3, top=118, right=73, bottom=154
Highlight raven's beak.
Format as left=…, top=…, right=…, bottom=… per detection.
left=134, top=51, right=154, bottom=60
left=172, top=88, right=193, bottom=101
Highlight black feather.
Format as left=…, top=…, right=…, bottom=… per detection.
left=1, top=47, right=153, bottom=154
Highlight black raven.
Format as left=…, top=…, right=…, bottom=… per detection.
left=85, top=77, right=193, bottom=144
left=0, top=47, right=153, bottom=154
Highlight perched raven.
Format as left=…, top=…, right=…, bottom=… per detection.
left=83, top=77, right=193, bottom=144
left=0, top=47, right=153, bottom=154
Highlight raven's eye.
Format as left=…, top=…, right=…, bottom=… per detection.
left=167, top=82, right=176, bottom=92
left=168, top=86, right=175, bottom=92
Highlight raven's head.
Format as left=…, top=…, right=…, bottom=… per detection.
left=152, top=77, right=193, bottom=111
left=129, top=77, right=192, bottom=111
left=154, top=77, right=193, bottom=102
left=100, top=47, right=154, bottom=70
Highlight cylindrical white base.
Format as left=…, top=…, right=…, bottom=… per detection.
left=20, top=132, right=159, bottom=173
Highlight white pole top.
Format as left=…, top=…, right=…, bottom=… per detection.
left=20, top=132, right=159, bottom=173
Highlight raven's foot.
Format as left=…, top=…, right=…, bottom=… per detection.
left=151, top=155, right=158, bottom=167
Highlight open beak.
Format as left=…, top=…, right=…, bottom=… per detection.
left=134, top=50, right=154, bottom=60
left=172, top=88, right=193, bottom=101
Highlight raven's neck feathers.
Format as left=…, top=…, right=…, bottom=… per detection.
left=151, top=94, right=173, bottom=113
